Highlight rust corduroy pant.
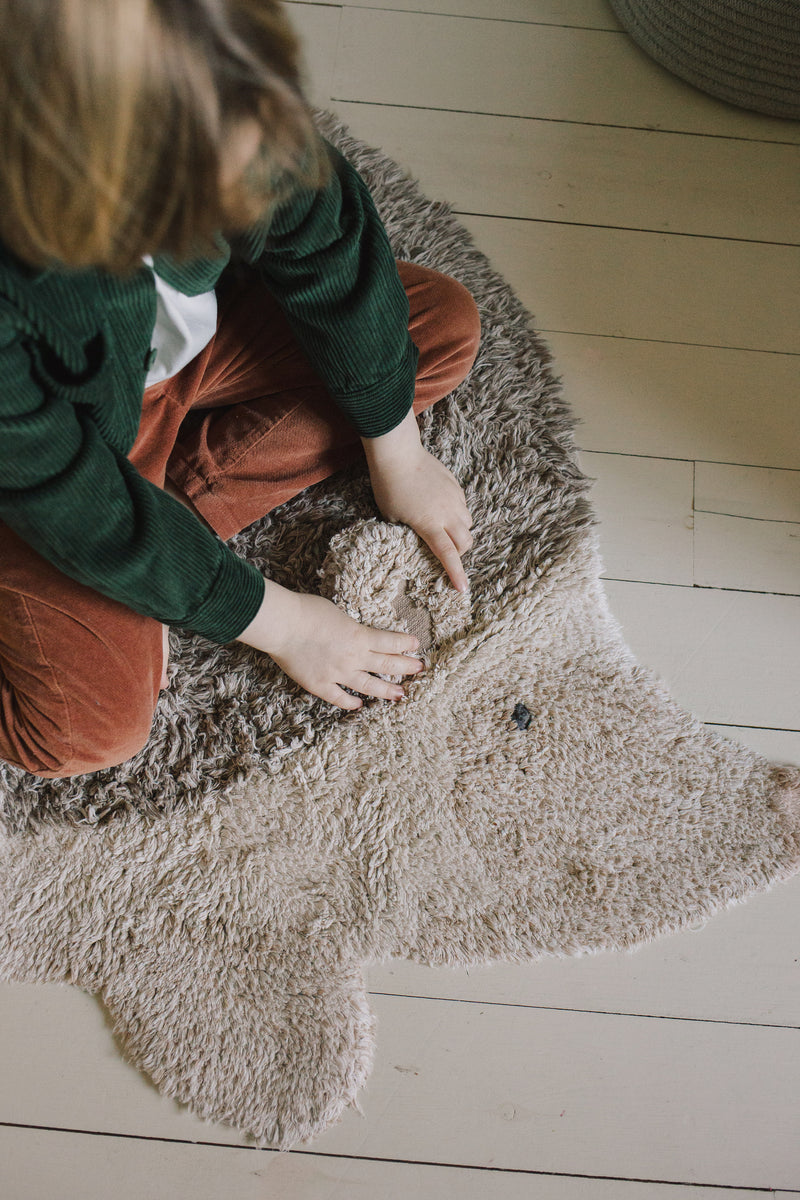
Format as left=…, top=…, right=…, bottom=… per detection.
left=0, top=262, right=481, bottom=779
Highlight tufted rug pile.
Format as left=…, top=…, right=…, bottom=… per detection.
left=1, top=113, right=798, bottom=1150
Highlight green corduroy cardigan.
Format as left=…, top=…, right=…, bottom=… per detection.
left=0, top=140, right=419, bottom=644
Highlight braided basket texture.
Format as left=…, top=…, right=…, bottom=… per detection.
left=609, top=0, right=800, bottom=118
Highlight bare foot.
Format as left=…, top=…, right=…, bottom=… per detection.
left=160, top=623, right=170, bottom=690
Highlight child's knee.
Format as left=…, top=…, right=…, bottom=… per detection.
left=443, top=274, right=482, bottom=360
left=403, top=264, right=482, bottom=405
left=4, top=696, right=157, bottom=777
left=1, top=679, right=158, bottom=780
left=0, top=579, right=164, bottom=780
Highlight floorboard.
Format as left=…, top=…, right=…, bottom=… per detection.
left=601, top=580, right=800, bottom=729
left=1, top=985, right=799, bottom=1190
left=332, top=8, right=800, bottom=142
left=3, top=1125, right=792, bottom=1200
left=330, top=101, right=800, bottom=242
left=547, top=333, right=800, bottom=469
left=457, top=217, right=800, bottom=353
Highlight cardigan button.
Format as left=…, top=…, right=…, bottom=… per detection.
left=144, top=347, right=158, bottom=370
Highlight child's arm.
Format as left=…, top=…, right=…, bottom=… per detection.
left=361, top=407, right=474, bottom=594
left=236, top=141, right=474, bottom=592
left=232, top=139, right=419, bottom=443
left=0, top=322, right=265, bottom=645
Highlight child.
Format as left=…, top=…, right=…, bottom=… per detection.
left=0, top=0, right=481, bottom=780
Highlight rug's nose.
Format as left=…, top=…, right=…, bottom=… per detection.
left=318, top=518, right=473, bottom=663
left=390, top=577, right=436, bottom=655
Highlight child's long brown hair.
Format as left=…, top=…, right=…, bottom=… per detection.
left=0, top=0, right=327, bottom=274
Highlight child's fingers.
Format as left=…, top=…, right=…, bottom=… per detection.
left=449, top=522, right=474, bottom=554
left=448, top=561, right=470, bottom=594
left=371, top=630, right=421, bottom=658
left=368, top=650, right=424, bottom=677
left=321, top=684, right=363, bottom=711
left=350, top=671, right=408, bottom=702
left=424, top=530, right=469, bottom=593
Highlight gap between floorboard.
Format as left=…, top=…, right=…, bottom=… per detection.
left=362, top=994, right=800, bottom=1031
left=1, top=1122, right=795, bottom=1194
left=325, top=97, right=800, bottom=149
left=693, top=511, right=800, bottom=524
left=450, top=211, right=800, bottom=249
left=576, top=452, right=800, bottom=473
left=538, top=330, right=800, bottom=358
left=600, top=576, right=800, bottom=600
left=289, top=0, right=622, bottom=34
left=710, top=722, right=800, bottom=734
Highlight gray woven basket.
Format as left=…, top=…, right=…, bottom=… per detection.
left=608, top=0, right=800, bottom=118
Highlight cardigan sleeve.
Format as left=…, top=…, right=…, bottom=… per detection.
left=0, top=138, right=416, bottom=647
left=230, top=139, right=420, bottom=439
left=0, top=325, right=265, bottom=644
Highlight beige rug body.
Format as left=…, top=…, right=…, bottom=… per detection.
left=0, top=115, right=798, bottom=1149
left=1, top=521, right=797, bottom=1148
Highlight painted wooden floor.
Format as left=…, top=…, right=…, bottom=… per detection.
left=2, top=2, right=798, bottom=1196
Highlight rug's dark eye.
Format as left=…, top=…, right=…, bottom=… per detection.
left=511, top=702, right=532, bottom=730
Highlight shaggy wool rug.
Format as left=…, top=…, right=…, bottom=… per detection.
left=1, top=112, right=798, bottom=1150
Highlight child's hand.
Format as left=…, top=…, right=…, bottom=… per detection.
left=236, top=581, right=424, bottom=710
left=362, top=410, right=474, bottom=592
